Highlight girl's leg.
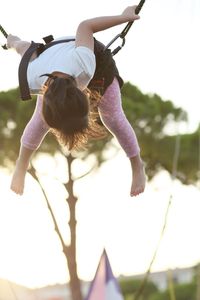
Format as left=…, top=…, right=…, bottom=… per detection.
left=98, top=77, right=146, bottom=196
left=11, top=95, right=50, bottom=195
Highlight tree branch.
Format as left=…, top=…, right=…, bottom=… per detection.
left=28, top=164, right=69, bottom=255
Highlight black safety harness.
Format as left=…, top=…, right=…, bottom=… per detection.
left=18, top=36, right=123, bottom=100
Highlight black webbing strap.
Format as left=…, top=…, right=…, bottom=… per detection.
left=42, top=38, right=75, bottom=51
left=18, top=38, right=75, bottom=100
left=18, top=41, right=44, bottom=100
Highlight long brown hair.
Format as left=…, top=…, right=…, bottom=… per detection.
left=42, top=74, right=107, bottom=150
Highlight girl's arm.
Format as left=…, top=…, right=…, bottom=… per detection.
left=7, top=35, right=31, bottom=56
left=75, top=5, right=140, bottom=50
left=10, top=146, right=34, bottom=195
left=7, top=35, right=37, bottom=60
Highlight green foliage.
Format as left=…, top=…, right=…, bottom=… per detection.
left=119, top=274, right=198, bottom=300
left=119, top=278, right=158, bottom=300
left=149, top=282, right=196, bottom=300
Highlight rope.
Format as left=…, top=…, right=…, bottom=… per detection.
left=120, top=0, right=146, bottom=38
left=105, top=0, right=146, bottom=55
left=0, top=24, right=8, bottom=49
left=133, top=119, right=182, bottom=300
left=0, top=24, right=8, bottom=38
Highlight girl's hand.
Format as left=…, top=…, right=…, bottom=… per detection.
left=121, top=5, right=140, bottom=22
left=6, top=34, right=20, bottom=48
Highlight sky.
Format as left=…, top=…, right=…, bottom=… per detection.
left=0, top=0, right=200, bottom=290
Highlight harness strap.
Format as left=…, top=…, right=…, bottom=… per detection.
left=42, top=38, right=75, bottom=50
left=18, top=41, right=44, bottom=100
left=18, top=38, right=75, bottom=101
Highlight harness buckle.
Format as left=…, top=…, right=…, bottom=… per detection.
left=104, top=34, right=126, bottom=56
left=42, top=35, right=54, bottom=44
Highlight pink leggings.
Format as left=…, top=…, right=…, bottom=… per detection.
left=21, top=77, right=140, bottom=157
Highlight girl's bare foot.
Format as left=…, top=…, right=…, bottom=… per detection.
left=10, top=163, right=26, bottom=195
left=130, top=155, right=146, bottom=197
left=131, top=163, right=146, bottom=197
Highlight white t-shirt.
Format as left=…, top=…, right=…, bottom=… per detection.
left=27, top=36, right=96, bottom=93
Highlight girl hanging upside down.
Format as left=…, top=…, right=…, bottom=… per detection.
left=7, top=4, right=146, bottom=196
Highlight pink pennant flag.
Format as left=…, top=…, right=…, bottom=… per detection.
left=85, top=249, right=124, bottom=300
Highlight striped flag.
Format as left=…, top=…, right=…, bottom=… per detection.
left=85, top=249, right=124, bottom=300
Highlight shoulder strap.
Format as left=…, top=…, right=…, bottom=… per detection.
left=18, top=41, right=44, bottom=100
left=18, top=38, right=75, bottom=101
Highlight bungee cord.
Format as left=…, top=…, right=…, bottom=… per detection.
left=105, top=0, right=146, bottom=55
left=0, top=24, right=8, bottom=49
left=0, top=24, right=8, bottom=38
